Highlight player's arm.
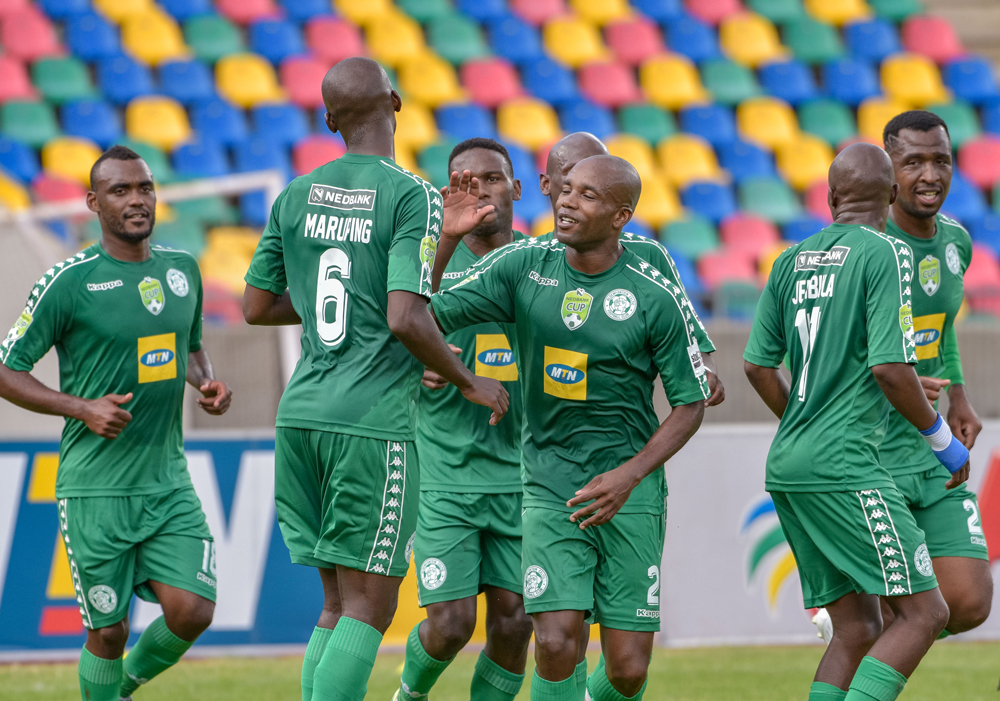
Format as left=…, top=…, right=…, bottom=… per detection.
left=186, top=349, right=232, bottom=416
left=243, top=188, right=299, bottom=325
left=743, top=362, right=789, bottom=419
left=743, top=272, right=788, bottom=417
left=431, top=170, right=495, bottom=293
left=939, top=324, right=981, bottom=449
left=242, top=286, right=301, bottom=326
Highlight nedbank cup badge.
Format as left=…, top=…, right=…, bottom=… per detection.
left=561, top=288, right=593, bottom=330
left=139, top=277, right=165, bottom=315
left=919, top=255, right=940, bottom=296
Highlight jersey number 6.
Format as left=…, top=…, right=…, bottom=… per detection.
left=316, top=248, right=351, bottom=347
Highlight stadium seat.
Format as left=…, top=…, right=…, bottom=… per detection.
left=122, top=9, right=188, bottom=65
left=804, top=0, right=868, bottom=26
left=461, top=58, right=522, bottom=109
left=41, top=136, right=102, bottom=186
left=250, top=19, right=305, bottom=65
left=632, top=0, right=684, bottom=22
left=717, top=138, right=775, bottom=182
left=333, top=0, right=393, bottom=25
left=513, top=181, right=549, bottom=221
left=665, top=13, right=721, bottom=62
left=159, top=60, right=214, bottom=105
left=782, top=213, right=826, bottom=241
left=126, top=96, right=191, bottom=150
left=697, top=250, right=758, bottom=289
left=280, top=0, right=329, bottom=22
left=0, top=57, right=35, bottom=103
left=428, top=13, right=490, bottom=65
left=217, top=54, right=284, bottom=108
left=192, top=97, right=249, bottom=146
left=658, top=133, right=722, bottom=187
left=305, top=18, right=365, bottom=66
left=747, top=0, right=803, bottom=23
left=959, top=136, right=1000, bottom=190
left=682, top=181, right=737, bottom=223
left=521, top=57, right=580, bottom=106
left=172, top=140, right=230, bottom=178
left=92, top=0, right=152, bottom=22
left=395, top=102, right=439, bottom=152
left=416, top=142, right=453, bottom=187
left=184, top=15, right=246, bottom=63
left=782, top=16, right=844, bottom=65
left=215, top=0, right=277, bottom=25
left=251, top=103, right=308, bottom=147
left=398, top=53, right=464, bottom=109
left=633, top=174, right=681, bottom=227
left=31, top=57, right=95, bottom=105
left=2, top=9, right=61, bottom=61
left=201, top=227, right=261, bottom=292
left=605, top=134, right=659, bottom=182
left=984, top=102, right=1000, bottom=137
left=680, top=104, right=737, bottom=146
left=640, top=55, right=710, bottom=110
left=542, top=16, right=608, bottom=68
left=804, top=179, right=832, bottom=220
left=367, top=13, right=426, bottom=68
left=822, top=57, right=880, bottom=106
left=660, top=215, right=719, bottom=259
left=967, top=214, right=1000, bottom=258
left=965, top=244, right=1000, bottom=289
left=500, top=140, right=536, bottom=183
left=869, top=0, right=920, bottom=22
left=558, top=98, right=616, bottom=139
left=579, top=62, right=642, bottom=108
left=943, top=170, right=988, bottom=221
left=701, top=58, right=761, bottom=105
left=928, top=101, right=980, bottom=148
left=66, top=12, right=120, bottom=62
left=882, top=54, right=949, bottom=107
left=37, top=0, right=90, bottom=20
left=857, top=97, right=908, bottom=142
left=902, top=15, right=963, bottom=64
left=398, top=0, right=451, bottom=23
left=0, top=136, right=39, bottom=183
left=738, top=176, right=802, bottom=222
left=737, top=96, right=799, bottom=149
left=776, top=133, right=834, bottom=189
left=115, top=138, right=174, bottom=182
left=510, top=0, right=565, bottom=26
left=172, top=195, right=239, bottom=226
left=843, top=18, right=900, bottom=64
left=758, top=60, right=818, bottom=105
left=798, top=98, right=857, bottom=146
left=61, top=99, right=121, bottom=147
left=159, top=0, right=213, bottom=20
left=687, top=0, right=743, bottom=25
left=619, top=103, right=677, bottom=144
left=944, top=58, right=1000, bottom=106
left=714, top=281, right=762, bottom=319
left=0, top=100, right=59, bottom=148
left=457, top=0, right=508, bottom=22
left=0, top=171, right=29, bottom=210
left=719, top=13, right=786, bottom=67
left=234, top=136, right=291, bottom=180
left=570, top=0, right=630, bottom=25
left=720, top=212, right=780, bottom=257
left=32, top=173, right=86, bottom=202
left=606, top=18, right=665, bottom=66
left=436, top=103, right=498, bottom=142
left=758, top=241, right=793, bottom=279
left=278, top=57, right=326, bottom=109
left=488, top=15, right=544, bottom=64
left=151, top=218, right=207, bottom=257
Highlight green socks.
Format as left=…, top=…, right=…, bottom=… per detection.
left=79, top=647, right=122, bottom=701
left=531, top=669, right=580, bottom=701
left=810, top=681, right=848, bottom=700
left=312, top=616, right=383, bottom=701
left=119, top=616, right=193, bottom=697
left=587, top=659, right=647, bottom=701
left=397, top=623, right=452, bottom=698
left=844, top=657, right=907, bottom=701
left=302, top=626, right=334, bottom=701
left=469, top=651, right=525, bottom=700
left=574, top=658, right=589, bottom=699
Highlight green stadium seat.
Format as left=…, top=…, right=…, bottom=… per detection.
left=868, top=0, right=921, bottom=22
left=701, top=58, right=761, bottom=106
left=119, top=139, right=175, bottom=183
left=0, top=100, right=60, bottom=149
left=713, top=281, right=762, bottom=320
left=798, top=99, right=856, bottom=147
left=31, top=57, right=95, bottom=104
left=397, top=0, right=452, bottom=22
left=416, top=141, right=458, bottom=189
left=618, top=103, right=677, bottom=145
left=171, top=196, right=240, bottom=226
left=184, top=15, right=245, bottom=63
left=782, top=17, right=844, bottom=66
left=928, top=101, right=981, bottom=149
left=152, top=218, right=206, bottom=256
left=428, top=13, right=490, bottom=65
left=738, top=176, right=802, bottom=223
left=659, top=215, right=719, bottom=259
left=746, top=0, right=804, bottom=23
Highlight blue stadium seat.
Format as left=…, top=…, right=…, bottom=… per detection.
left=632, top=0, right=685, bottom=23
left=822, top=58, right=879, bottom=106
left=983, top=100, right=1000, bottom=136
left=717, top=139, right=775, bottom=183
left=280, top=0, right=333, bottom=22
left=98, top=56, right=154, bottom=106
left=250, top=19, right=306, bottom=65
left=235, top=138, right=292, bottom=224
left=498, top=140, right=537, bottom=185
left=159, top=0, right=213, bottom=21
left=67, top=12, right=121, bottom=63
left=943, top=170, right=988, bottom=222
left=38, top=0, right=90, bottom=20
left=758, top=60, right=818, bottom=106
left=159, top=60, right=215, bottom=105
left=0, top=137, right=40, bottom=183
left=459, top=0, right=510, bottom=22
left=624, top=222, right=656, bottom=239
left=252, top=103, right=309, bottom=146
left=521, top=57, right=579, bottom=106
left=660, top=247, right=706, bottom=300
left=173, top=140, right=231, bottom=178
left=945, top=57, right=1000, bottom=106
left=782, top=214, right=827, bottom=242
left=192, top=97, right=250, bottom=145
left=60, top=99, right=122, bottom=147
left=967, top=213, right=1000, bottom=258
left=488, top=16, right=544, bottom=64
left=681, top=181, right=737, bottom=223
left=558, top=98, right=616, bottom=139
left=436, top=104, right=498, bottom=142
left=665, top=13, right=721, bottom=62
left=679, top=105, right=737, bottom=147
left=513, top=181, right=549, bottom=222
left=843, top=19, right=900, bottom=64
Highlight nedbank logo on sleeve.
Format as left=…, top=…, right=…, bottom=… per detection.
left=793, top=246, right=851, bottom=271
left=138, top=333, right=177, bottom=383
left=561, top=288, right=593, bottom=330
left=308, top=184, right=377, bottom=211
left=139, top=277, right=164, bottom=315
left=543, top=346, right=587, bottom=400
left=475, top=334, right=518, bottom=381
left=913, top=313, right=946, bottom=361
left=919, top=255, right=940, bottom=296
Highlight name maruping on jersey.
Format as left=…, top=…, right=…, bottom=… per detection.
left=86, top=280, right=123, bottom=291
left=304, top=213, right=373, bottom=243
left=794, top=246, right=851, bottom=271
left=792, top=274, right=836, bottom=305
left=308, top=184, right=376, bottom=211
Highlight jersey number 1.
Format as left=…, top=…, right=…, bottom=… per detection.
left=794, top=307, right=821, bottom=402
left=316, top=248, right=351, bottom=347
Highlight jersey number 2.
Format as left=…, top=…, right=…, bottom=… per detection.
left=794, top=307, right=821, bottom=402
left=316, top=249, right=351, bottom=347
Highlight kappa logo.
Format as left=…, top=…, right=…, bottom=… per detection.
left=420, top=558, right=447, bottom=590
left=919, top=255, right=940, bottom=296
left=308, top=184, right=377, bottom=211
left=793, top=246, right=851, bottom=271
left=88, top=585, right=118, bottom=614
left=914, top=543, right=934, bottom=577
left=523, top=565, right=548, bottom=599
left=86, top=280, right=123, bottom=292
left=528, top=270, right=559, bottom=286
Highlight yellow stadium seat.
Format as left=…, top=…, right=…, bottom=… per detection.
left=657, top=134, right=722, bottom=188
left=532, top=212, right=554, bottom=238
left=606, top=134, right=659, bottom=183
left=737, top=96, right=799, bottom=149
left=633, top=174, right=681, bottom=228
left=93, top=0, right=153, bottom=23
left=367, top=12, right=426, bottom=68
left=0, top=171, right=30, bottom=211
left=392, top=146, right=428, bottom=182
left=126, top=96, right=191, bottom=151
left=719, top=13, right=787, bottom=67
left=216, top=53, right=284, bottom=108
left=881, top=53, right=949, bottom=107
left=201, top=227, right=260, bottom=296
left=395, top=103, right=439, bottom=152
left=569, top=0, right=632, bottom=25
left=857, top=97, right=909, bottom=143
left=776, top=134, right=834, bottom=190
left=640, top=55, right=710, bottom=110
left=543, top=16, right=609, bottom=68
left=122, top=10, right=188, bottom=66
left=334, top=0, right=395, bottom=26
left=805, top=0, right=870, bottom=26
left=497, top=97, right=561, bottom=151
left=41, top=137, right=102, bottom=187
left=398, top=53, right=464, bottom=108
left=759, top=241, right=794, bottom=279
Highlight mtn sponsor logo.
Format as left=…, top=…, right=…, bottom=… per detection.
left=475, top=334, right=518, bottom=381
left=543, top=346, right=587, bottom=400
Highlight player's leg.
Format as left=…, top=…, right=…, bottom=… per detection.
left=815, top=592, right=883, bottom=691
left=594, top=628, right=654, bottom=700
left=533, top=610, right=588, bottom=698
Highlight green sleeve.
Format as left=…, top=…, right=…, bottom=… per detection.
left=648, top=281, right=711, bottom=406
left=743, top=274, right=784, bottom=368
left=387, top=179, right=443, bottom=299
left=244, top=188, right=288, bottom=295
left=865, top=236, right=917, bottom=367
left=1, top=271, right=74, bottom=372
left=189, top=262, right=203, bottom=353
left=431, top=246, right=520, bottom=333
left=657, top=246, right=716, bottom=354
left=941, top=322, right=964, bottom=385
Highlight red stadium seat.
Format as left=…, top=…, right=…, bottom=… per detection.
left=958, top=135, right=1000, bottom=190
left=461, top=58, right=522, bottom=109
left=805, top=180, right=833, bottom=222
left=31, top=173, right=86, bottom=202
left=280, top=56, right=328, bottom=108
left=202, top=283, right=245, bottom=326
left=0, top=56, right=35, bottom=102
left=719, top=213, right=779, bottom=259
left=685, top=0, right=743, bottom=25
left=215, top=0, right=278, bottom=25
left=605, top=18, right=665, bottom=66
left=965, top=244, right=1000, bottom=289
left=293, top=134, right=346, bottom=176
left=1, top=9, right=61, bottom=61
left=578, top=61, right=642, bottom=108
left=306, top=18, right=365, bottom=66
left=510, top=0, right=566, bottom=26
left=697, top=249, right=758, bottom=289
left=901, top=16, right=963, bottom=64
left=0, top=0, right=29, bottom=17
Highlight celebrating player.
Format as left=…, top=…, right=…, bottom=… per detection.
left=0, top=145, right=232, bottom=701
left=241, top=58, right=508, bottom=701
left=394, top=138, right=533, bottom=701
left=431, top=155, right=710, bottom=701
left=744, top=143, right=969, bottom=701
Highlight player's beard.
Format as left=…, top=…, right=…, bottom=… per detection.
left=896, top=192, right=943, bottom=221
left=105, top=211, right=156, bottom=243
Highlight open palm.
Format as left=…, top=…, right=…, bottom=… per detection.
left=441, top=169, right=495, bottom=237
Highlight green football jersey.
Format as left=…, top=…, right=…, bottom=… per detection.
left=744, top=223, right=917, bottom=493
left=1, top=243, right=203, bottom=498
left=879, top=214, right=972, bottom=475
left=416, top=233, right=527, bottom=494
left=245, top=154, right=443, bottom=440
left=432, top=238, right=711, bottom=515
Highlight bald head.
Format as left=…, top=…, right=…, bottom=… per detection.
left=541, top=132, right=609, bottom=206
left=573, top=155, right=642, bottom=209
left=554, top=155, right=641, bottom=250
left=321, top=57, right=400, bottom=146
left=827, top=143, right=898, bottom=229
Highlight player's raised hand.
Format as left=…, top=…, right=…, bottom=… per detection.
left=83, top=393, right=133, bottom=439
left=441, top=170, right=495, bottom=238
left=422, top=344, right=461, bottom=390
left=198, top=380, right=232, bottom=416
left=459, top=376, right=509, bottom=425
left=946, top=460, right=971, bottom=490
left=919, top=376, right=950, bottom=402
left=567, top=465, right=641, bottom=529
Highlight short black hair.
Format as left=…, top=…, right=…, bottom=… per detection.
left=447, top=138, right=514, bottom=178
left=89, top=144, right=144, bottom=189
left=883, top=111, right=951, bottom=151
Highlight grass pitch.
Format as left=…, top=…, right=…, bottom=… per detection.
left=3, top=642, right=999, bottom=699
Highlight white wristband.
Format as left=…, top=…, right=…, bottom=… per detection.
left=921, top=417, right=952, bottom=452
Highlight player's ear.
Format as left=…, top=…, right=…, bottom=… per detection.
left=324, top=111, right=338, bottom=135
left=512, top=179, right=521, bottom=201
left=86, top=189, right=99, bottom=214
left=390, top=90, right=402, bottom=113
left=827, top=186, right=837, bottom=214
left=889, top=182, right=899, bottom=206
left=539, top=173, right=550, bottom=196
left=614, top=205, right=633, bottom=230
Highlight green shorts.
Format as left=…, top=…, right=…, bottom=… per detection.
left=274, top=427, right=418, bottom=577
left=520, top=506, right=665, bottom=632
left=771, top=487, right=939, bottom=609
left=57, top=486, right=215, bottom=630
left=894, top=467, right=989, bottom=561
left=414, top=491, right=522, bottom=606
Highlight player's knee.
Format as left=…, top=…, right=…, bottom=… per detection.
left=947, top=590, right=992, bottom=633
left=605, top=657, right=649, bottom=697
left=170, top=596, right=215, bottom=639
left=486, top=607, right=533, bottom=648
left=832, top=615, right=881, bottom=650
left=428, top=606, right=477, bottom=653
left=533, top=626, right=578, bottom=664
left=92, top=620, right=130, bottom=653
left=924, top=596, right=950, bottom=636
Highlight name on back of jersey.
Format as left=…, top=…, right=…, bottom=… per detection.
left=792, top=274, right=836, bottom=305
left=304, top=213, right=372, bottom=244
